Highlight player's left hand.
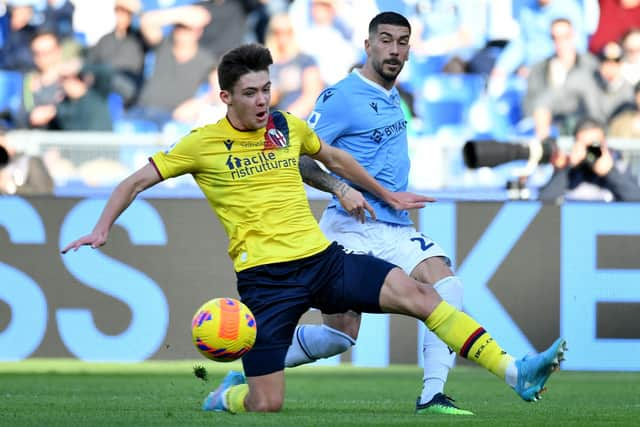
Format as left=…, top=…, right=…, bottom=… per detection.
left=337, top=185, right=376, bottom=223
left=61, top=230, right=109, bottom=254
left=386, top=191, right=435, bottom=211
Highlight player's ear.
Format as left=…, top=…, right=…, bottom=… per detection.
left=220, top=89, right=232, bottom=106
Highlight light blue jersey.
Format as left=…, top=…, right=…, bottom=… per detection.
left=307, top=70, right=411, bottom=225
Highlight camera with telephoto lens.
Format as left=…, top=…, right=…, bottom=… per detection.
left=584, top=142, right=602, bottom=168
left=462, top=137, right=556, bottom=169
left=0, top=145, right=8, bottom=168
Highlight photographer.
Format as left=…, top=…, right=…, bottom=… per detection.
left=18, top=30, right=112, bottom=131
left=0, top=131, right=53, bottom=195
left=538, top=117, right=640, bottom=202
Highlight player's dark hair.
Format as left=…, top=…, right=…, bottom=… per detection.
left=368, top=12, right=411, bottom=36
left=217, top=44, right=273, bottom=92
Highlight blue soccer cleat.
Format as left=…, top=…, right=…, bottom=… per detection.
left=202, top=370, right=246, bottom=412
left=514, top=338, right=567, bottom=402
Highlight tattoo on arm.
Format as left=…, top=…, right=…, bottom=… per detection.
left=299, top=155, right=348, bottom=196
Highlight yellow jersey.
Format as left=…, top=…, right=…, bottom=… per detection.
left=150, top=111, right=331, bottom=271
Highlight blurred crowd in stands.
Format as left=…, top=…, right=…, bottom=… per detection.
left=1, top=0, right=640, bottom=198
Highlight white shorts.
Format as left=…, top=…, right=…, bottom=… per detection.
left=319, top=207, right=450, bottom=275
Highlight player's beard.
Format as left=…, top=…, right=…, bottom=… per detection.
left=374, top=58, right=403, bottom=85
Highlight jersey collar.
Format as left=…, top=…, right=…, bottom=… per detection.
left=353, top=69, right=396, bottom=98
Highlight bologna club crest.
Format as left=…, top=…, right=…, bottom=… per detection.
left=264, top=111, right=290, bottom=149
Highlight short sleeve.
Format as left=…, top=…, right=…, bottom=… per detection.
left=299, top=119, right=322, bottom=156
left=150, top=129, right=201, bottom=179
left=306, top=87, right=349, bottom=145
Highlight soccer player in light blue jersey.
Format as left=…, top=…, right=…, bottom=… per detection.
left=286, top=11, right=473, bottom=415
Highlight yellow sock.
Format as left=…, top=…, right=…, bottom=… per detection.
left=425, top=301, right=514, bottom=379
left=226, top=384, right=248, bottom=414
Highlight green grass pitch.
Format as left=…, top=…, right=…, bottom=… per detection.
left=1, top=360, right=639, bottom=426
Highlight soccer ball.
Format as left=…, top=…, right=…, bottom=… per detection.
left=191, top=297, right=257, bottom=362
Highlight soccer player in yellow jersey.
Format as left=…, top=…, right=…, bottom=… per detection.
left=62, top=43, right=566, bottom=414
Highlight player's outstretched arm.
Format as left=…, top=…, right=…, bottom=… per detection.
left=299, top=155, right=374, bottom=223
left=61, top=163, right=162, bottom=254
left=311, top=141, right=436, bottom=211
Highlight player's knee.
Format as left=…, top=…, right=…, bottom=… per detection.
left=403, top=280, right=441, bottom=319
left=433, top=276, right=464, bottom=310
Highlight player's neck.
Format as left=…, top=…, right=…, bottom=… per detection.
left=359, top=65, right=395, bottom=91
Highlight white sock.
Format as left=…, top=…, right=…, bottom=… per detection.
left=505, top=360, right=518, bottom=388
left=420, top=276, right=464, bottom=404
left=284, top=324, right=355, bottom=368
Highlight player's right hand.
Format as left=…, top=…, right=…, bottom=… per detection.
left=61, top=230, right=108, bottom=254
left=386, top=191, right=435, bottom=211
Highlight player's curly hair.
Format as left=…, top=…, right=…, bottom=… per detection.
left=217, top=44, right=273, bottom=92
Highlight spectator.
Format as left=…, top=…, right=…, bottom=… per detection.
left=619, top=28, right=640, bottom=86
left=406, top=0, right=490, bottom=74
left=86, top=0, right=146, bottom=107
left=523, top=18, right=599, bottom=138
left=288, top=0, right=379, bottom=57
left=54, top=62, right=113, bottom=131
left=265, top=12, right=323, bottom=119
left=18, top=30, right=112, bottom=130
left=18, top=29, right=65, bottom=128
left=41, top=0, right=74, bottom=42
left=197, top=0, right=262, bottom=59
left=125, top=5, right=216, bottom=127
left=0, top=0, right=39, bottom=72
left=489, top=0, right=587, bottom=88
left=293, top=0, right=359, bottom=85
left=591, top=41, right=635, bottom=124
left=608, top=80, right=640, bottom=137
left=588, top=0, right=640, bottom=55
left=171, top=66, right=226, bottom=128
left=538, top=117, right=640, bottom=202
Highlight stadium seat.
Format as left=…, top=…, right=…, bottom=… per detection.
left=0, top=70, right=23, bottom=123
left=493, top=76, right=527, bottom=128
left=113, top=118, right=160, bottom=134
left=108, top=92, right=125, bottom=124
left=414, top=99, right=466, bottom=135
left=413, top=73, right=486, bottom=135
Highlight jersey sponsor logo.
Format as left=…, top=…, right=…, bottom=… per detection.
left=372, top=129, right=383, bottom=143
left=370, top=119, right=408, bottom=143
left=225, top=151, right=298, bottom=180
left=307, top=111, right=321, bottom=129
left=224, top=139, right=234, bottom=151
left=369, top=101, right=378, bottom=113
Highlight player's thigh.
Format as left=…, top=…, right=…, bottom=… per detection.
left=319, top=207, right=375, bottom=253
left=322, top=209, right=451, bottom=282
left=378, top=267, right=442, bottom=319
left=246, top=370, right=286, bottom=412
left=237, top=268, right=311, bottom=377
left=313, top=245, right=393, bottom=314
left=386, top=227, right=452, bottom=281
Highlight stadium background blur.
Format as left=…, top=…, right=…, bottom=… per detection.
left=2, top=0, right=640, bottom=196
left=1, top=0, right=640, bottom=374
